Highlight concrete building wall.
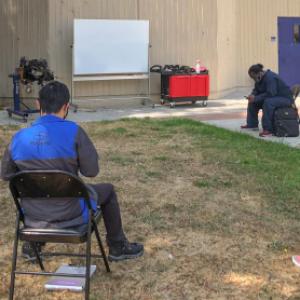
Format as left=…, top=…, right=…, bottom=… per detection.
left=0, top=0, right=49, bottom=99
left=216, top=0, right=238, bottom=95
left=139, top=0, right=218, bottom=98
left=48, top=0, right=142, bottom=99
left=1, top=0, right=300, bottom=103
left=236, top=0, right=300, bottom=88
left=47, top=0, right=218, bottom=99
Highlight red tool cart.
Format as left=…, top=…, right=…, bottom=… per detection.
left=161, top=71, right=209, bottom=108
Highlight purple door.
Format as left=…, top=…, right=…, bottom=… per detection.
left=278, top=17, right=300, bottom=87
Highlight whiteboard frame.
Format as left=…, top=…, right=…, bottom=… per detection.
left=71, top=19, right=151, bottom=104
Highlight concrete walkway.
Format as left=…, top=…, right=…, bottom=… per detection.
left=1, top=89, right=300, bottom=148
left=201, top=118, right=300, bottom=148
left=0, top=96, right=248, bottom=125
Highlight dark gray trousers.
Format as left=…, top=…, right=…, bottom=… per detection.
left=246, top=97, right=293, bottom=132
left=88, top=183, right=126, bottom=247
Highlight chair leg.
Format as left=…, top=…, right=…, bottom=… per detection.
left=30, top=242, right=45, bottom=271
left=85, top=213, right=92, bottom=300
left=9, top=215, right=20, bottom=300
left=93, top=221, right=110, bottom=272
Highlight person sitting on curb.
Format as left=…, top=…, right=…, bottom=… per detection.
left=241, top=63, right=294, bottom=137
left=0, top=81, right=143, bottom=262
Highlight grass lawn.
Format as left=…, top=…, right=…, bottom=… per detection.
left=1, top=118, right=300, bottom=299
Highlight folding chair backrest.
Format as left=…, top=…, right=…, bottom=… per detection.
left=9, top=170, right=90, bottom=204
left=8, top=170, right=110, bottom=300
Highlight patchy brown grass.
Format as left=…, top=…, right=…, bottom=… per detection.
left=1, top=118, right=300, bottom=299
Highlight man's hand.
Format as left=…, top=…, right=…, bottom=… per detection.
left=247, top=95, right=255, bottom=103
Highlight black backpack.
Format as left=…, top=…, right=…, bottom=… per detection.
left=273, top=106, right=299, bottom=137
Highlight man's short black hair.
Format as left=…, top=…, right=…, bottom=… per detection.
left=248, top=63, right=264, bottom=76
left=38, top=81, right=70, bottom=114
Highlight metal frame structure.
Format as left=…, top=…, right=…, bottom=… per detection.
left=7, top=72, right=39, bottom=122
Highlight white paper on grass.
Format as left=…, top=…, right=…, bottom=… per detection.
left=73, top=19, right=149, bottom=75
left=44, top=264, right=96, bottom=291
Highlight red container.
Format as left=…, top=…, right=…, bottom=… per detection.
left=190, top=75, right=209, bottom=97
left=169, top=76, right=191, bottom=98
left=160, top=72, right=209, bottom=107
left=168, top=74, right=209, bottom=98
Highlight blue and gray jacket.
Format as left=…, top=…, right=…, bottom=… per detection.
left=0, top=115, right=99, bottom=228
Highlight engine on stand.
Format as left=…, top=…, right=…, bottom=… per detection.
left=7, top=57, right=54, bottom=122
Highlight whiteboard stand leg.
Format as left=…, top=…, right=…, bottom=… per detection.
left=70, top=79, right=78, bottom=113
left=140, top=73, right=151, bottom=106
left=71, top=46, right=78, bottom=113
left=147, top=44, right=152, bottom=108
left=148, top=70, right=151, bottom=106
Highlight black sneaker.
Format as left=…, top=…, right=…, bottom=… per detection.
left=22, top=242, right=44, bottom=262
left=108, top=241, right=144, bottom=262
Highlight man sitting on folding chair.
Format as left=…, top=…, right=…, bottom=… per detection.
left=0, top=81, right=143, bottom=262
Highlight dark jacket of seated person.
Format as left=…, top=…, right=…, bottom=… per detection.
left=243, top=63, right=294, bottom=135
left=251, top=69, right=293, bottom=105
left=1, top=114, right=99, bottom=228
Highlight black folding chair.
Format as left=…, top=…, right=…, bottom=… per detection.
left=8, top=170, right=110, bottom=300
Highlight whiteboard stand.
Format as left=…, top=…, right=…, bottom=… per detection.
left=70, top=68, right=151, bottom=107
left=70, top=19, right=151, bottom=108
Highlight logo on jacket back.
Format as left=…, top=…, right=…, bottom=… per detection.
left=30, top=133, right=50, bottom=146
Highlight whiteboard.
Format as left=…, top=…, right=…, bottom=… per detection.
left=73, top=19, right=149, bottom=75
